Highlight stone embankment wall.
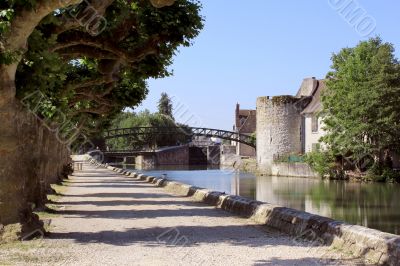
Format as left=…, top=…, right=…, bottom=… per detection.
left=89, top=158, right=400, bottom=265
left=135, top=146, right=191, bottom=169
left=156, top=146, right=189, bottom=165
left=0, top=104, right=71, bottom=233
left=207, top=146, right=220, bottom=165
left=271, top=162, right=320, bottom=178
left=220, top=145, right=238, bottom=166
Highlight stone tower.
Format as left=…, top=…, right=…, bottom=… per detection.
left=256, top=95, right=303, bottom=174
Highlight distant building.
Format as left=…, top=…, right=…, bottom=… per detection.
left=234, top=103, right=256, bottom=157
left=256, top=77, right=400, bottom=174
left=256, top=77, right=326, bottom=173
left=300, top=79, right=326, bottom=153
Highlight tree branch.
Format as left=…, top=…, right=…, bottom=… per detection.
left=76, top=76, right=115, bottom=89
left=53, top=0, right=115, bottom=35
left=58, top=45, right=118, bottom=60
left=126, top=34, right=170, bottom=62
left=4, top=0, right=83, bottom=52
left=70, top=104, right=114, bottom=116
left=52, top=36, right=127, bottom=60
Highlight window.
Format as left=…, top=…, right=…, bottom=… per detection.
left=311, top=115, right=319, bottom=133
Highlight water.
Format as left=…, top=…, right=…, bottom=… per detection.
left=123, top=165, right=400, bottom=235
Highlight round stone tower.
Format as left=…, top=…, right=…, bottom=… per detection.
left=256, top=95, right=302, bottom=174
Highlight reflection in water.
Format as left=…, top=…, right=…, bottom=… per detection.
left=124, top=165, right=400, bottom=235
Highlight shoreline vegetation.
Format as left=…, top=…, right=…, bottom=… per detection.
left=304, top=151, right=400, bottom=183
left=312, top=38, right=400, bottom=184
left=238, top=153, right=400, bottom=183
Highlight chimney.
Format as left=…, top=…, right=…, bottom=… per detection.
left=235, top=103, right=240, bottom=127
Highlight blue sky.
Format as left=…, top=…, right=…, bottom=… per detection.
left=137, top=0, right=400, bottom=130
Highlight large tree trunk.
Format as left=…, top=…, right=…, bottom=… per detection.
left=0, top=68, right=71, bottom=235
left=0, top=64, right=22, bottom=226
left=0, top=64, right=72, bottom=234
left=0, top=0, right=83, bottom=236
left=0, top=64, right=46, bottom=235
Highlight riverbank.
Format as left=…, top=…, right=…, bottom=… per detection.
left=96, top=159, right=400, bottom=265
left=234, top=157, right=320, bottom=178
left=236, top=157, right=400, bottom=184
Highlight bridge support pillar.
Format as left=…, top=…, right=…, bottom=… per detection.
left=207, top=146, right=220, bottom=165
left=135, top=155, right=155, bottom=170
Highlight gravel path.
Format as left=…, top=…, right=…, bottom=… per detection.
left=3, top=161, right=365, bottom=265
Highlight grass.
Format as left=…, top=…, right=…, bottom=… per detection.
left=0, top=239, right=45, bottom=252
left=0, top=234, right=51, bottom=265
left=0, top=239, right=68, bottom=265
left=33, top=180, right=70, bottom=219
left=46, top=180, right=70, bottom=203
left=0, top=240, right=42, bottom=265
left=50, top=181, right=69, bottom=195
left=34, top=211, right=59, bottom=219
left=0, top=224, right=22, bottom=243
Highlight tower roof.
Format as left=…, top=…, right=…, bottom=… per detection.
left=301, top=80, right=326, bottom=114
left=295, top=77, right=319, bottom=98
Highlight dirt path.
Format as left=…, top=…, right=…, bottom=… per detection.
left=1, top=161, right=364, bottom=265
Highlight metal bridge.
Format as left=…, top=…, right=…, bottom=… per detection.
left=104, top=127, right=256, bottom=148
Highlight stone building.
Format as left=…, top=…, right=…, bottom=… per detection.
left=233, top=103, right=256, bottom=157
left=301, top=79, right=326, bottom=153
left=256, top=77, right=326, bottom=174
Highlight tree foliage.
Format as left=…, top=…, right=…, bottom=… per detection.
left=157, top=92, right=173, bottom=119
left=322, top=37, right=400, bottom=171
left=1, top=0, right=203, bottom=138
left=304, top=151, right=337, bottom=178
left=106, top=110, right=191, bottom=150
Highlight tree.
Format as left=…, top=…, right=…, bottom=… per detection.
left=8, top=0, right=202, bottom=135
left=106, top=110, right=191, bottom=150
left=321, top=37, right=400, bottom=174
left=157, top=92, right=173, bottom=119
left=0, top=0, right=203, bottom=232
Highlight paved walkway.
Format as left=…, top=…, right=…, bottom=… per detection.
left=1, top=162, right=364, bottom=265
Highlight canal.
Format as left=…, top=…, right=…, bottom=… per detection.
left=121, top=165, right=400, bottom=235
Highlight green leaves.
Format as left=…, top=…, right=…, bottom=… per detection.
left=157, top=92, right=173, bottom=119
left=0, top=9, right=14, bottom=20
left=0, top=49, right=20, bottom=65
left=322, top=37, right=400, bottom=168
left=305, top=151, right=337, bottom=178
left=5, top=0, right=202, bottom=142
left=0, top=8, right=15, bottom=63
left=106, top=109, right=191, bottom=150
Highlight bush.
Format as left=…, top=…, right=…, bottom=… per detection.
left=366, top=164, right=400, bottom=182
left=305, top=151, right=337, bottom=178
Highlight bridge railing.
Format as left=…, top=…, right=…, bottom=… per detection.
left=104, top=126, right=256, bottom=148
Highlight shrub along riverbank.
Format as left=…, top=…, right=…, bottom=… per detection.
left=305, top=151, right=400, bottom=183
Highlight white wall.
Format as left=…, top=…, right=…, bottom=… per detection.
left=304, top=114, right=325, bottom=153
